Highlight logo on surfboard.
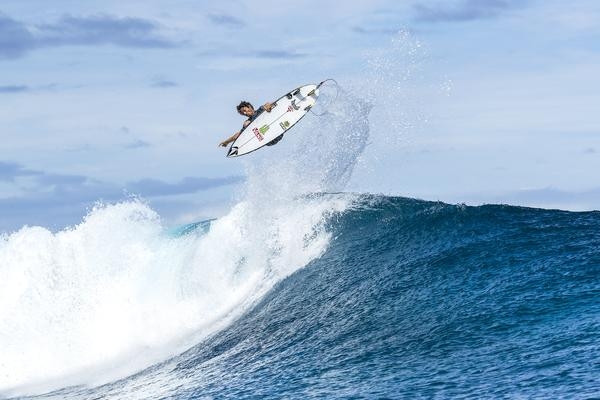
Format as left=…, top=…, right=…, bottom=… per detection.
left=252, top=127, right=263, bottom=141
left=253, top=125, right=269, bottom=141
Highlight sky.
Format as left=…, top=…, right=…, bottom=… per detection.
left=1, top=0, right=600, bottom=232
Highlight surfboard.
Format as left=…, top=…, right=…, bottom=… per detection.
left=227, top=83, right=320, bottom=157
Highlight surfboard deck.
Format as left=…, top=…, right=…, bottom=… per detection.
left=227, top=84, right=320, bottom=157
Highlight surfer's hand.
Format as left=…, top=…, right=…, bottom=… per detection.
left=218, top=141, right=227, bottom=147
left=264, top=102, right=274, bottom=112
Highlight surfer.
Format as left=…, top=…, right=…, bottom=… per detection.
left=218, top=101, right=284, bottom=148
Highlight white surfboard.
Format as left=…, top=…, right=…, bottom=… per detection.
left=227, top=83, right=320, bottom=157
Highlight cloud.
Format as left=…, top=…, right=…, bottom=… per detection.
left=253, top=50, right=307, bottom=59
left=150, top=79, right=178, bottom=88
left=206, top=13, right=245, bottom=28
left=352, top=26, right=401, bottom=35
left=0, top=160, right=244, bottom=232
left=0, top=161, right=243, bottom=198
left=35, top=173, right=89, bottom=186
left=0, top=13, right=178, bottom=60
left=0, top=14, right=35, bottom=59
left=126, top=176, right=243, bottom=196
left=123, top=139, right=152, bottom=149
left=0, top=161, right=41, bottom=181
left=36, top=14, right=178, bottom=48
left=0, top=83, right=66, bottom=94
left=197, top=48, right=308, bottom=61
left=413, top=0, right=522, bottom=23
left=0, top=160, right=95, bottom=191
left=0, top=84, right=29, bottom=93
left=0, top=182, right=120, bottom=232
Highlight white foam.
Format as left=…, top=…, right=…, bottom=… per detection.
left=0, top=193, right=354, bottom=396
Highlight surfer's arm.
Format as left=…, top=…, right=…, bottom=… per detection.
left=218, top=131, right=240, bottom=147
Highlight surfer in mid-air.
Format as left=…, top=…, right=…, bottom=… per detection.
left=219, top=100, right=283, bottom=148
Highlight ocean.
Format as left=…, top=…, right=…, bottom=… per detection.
left=1, top=194, right=599, bottom=399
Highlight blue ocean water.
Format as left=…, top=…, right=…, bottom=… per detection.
left=4, top=194, right=599, bottom=399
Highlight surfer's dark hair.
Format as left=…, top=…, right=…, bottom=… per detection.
left=237, top=101, right=253, bottom=112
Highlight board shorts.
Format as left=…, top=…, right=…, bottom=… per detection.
left=266, top=134, right=284, bottom=146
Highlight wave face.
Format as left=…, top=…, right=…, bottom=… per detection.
left=4, top=195, right=599, bottom=399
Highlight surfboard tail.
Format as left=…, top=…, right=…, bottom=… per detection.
left=227, top=146, right=239, bottom=157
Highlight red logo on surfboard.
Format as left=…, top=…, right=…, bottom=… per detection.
left=253, top=127, right=263, bottom=141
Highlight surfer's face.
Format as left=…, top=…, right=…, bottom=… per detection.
left=238, top=106, right=254, bottom=117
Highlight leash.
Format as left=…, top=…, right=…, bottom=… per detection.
left=310, top=78, right=339, bottom=116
